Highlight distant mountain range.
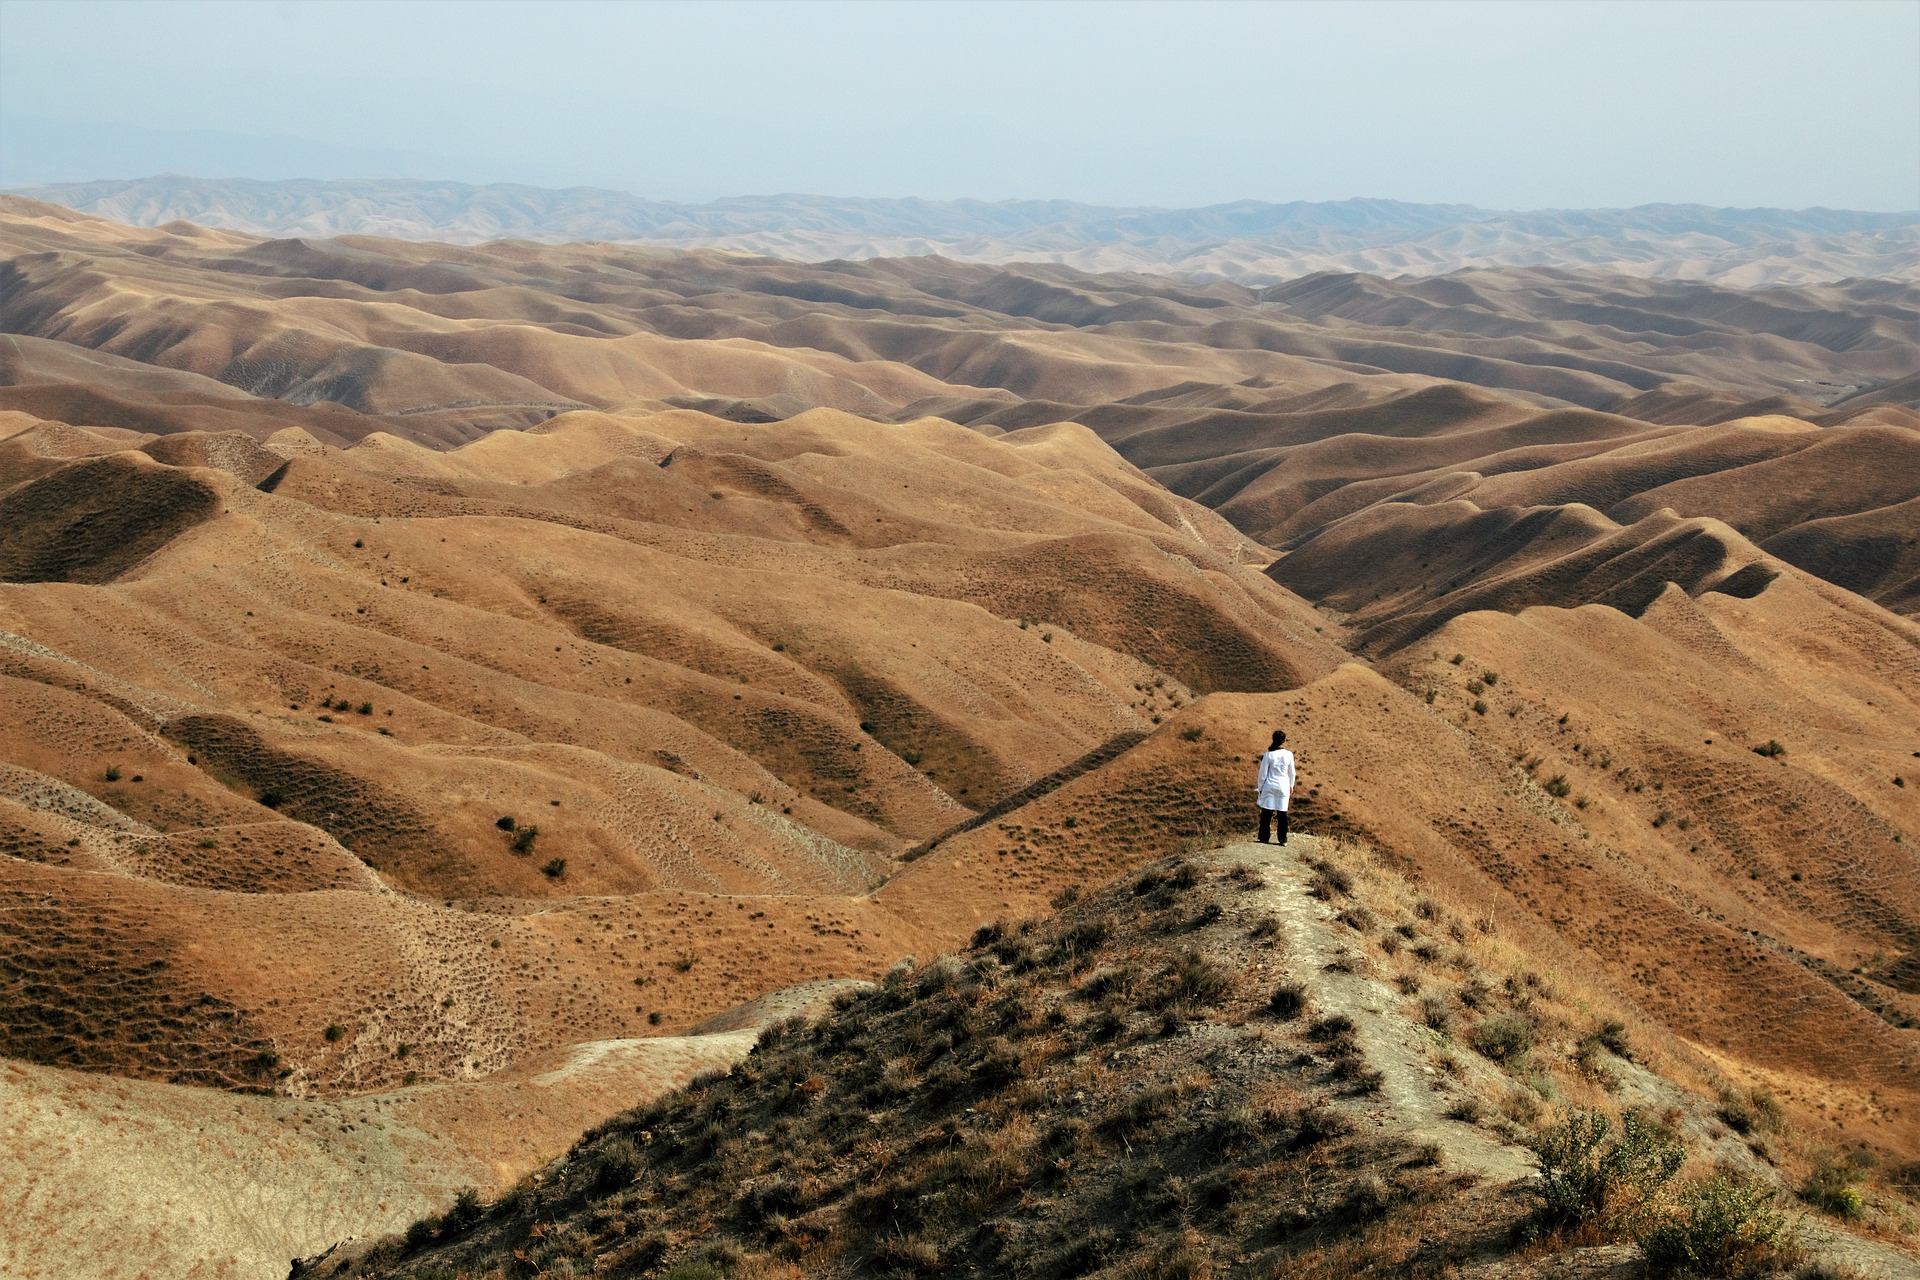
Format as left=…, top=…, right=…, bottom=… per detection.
left=11, top=176, right=1919, bottom=286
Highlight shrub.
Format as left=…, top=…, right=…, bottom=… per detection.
left=1753, top=740, right=1786, bottom=758
left=1641, top=1176, right=1794, bottom=1277
left=1335, top=906, right=1374, bottom=933
left=1143, top=949, right=1231, bottom=1011
left=1473, top=700, right=1488, bottom=716
left=1292, top=1104, right=1352, bottom=1147
left=1180, top=726, right=1205, bottom=742
left=1718, top=1087, right=1784, bottom=1136
left=1307, top=863, right=1353, bottom=899
left=445, top=1187, right=483, bottom=1229
left=1268, top=982, right=1308, bottom=1020
left=1421, top=996, right=1453, bottom=1034
left=1800, top=1150, right=1873, bottom=1220
left=541, top=858, right=567, bottom=878
left=1545, top=774, right=1572, bottom=798
left=511, top=825, right=539, bottom=854
left=1226, top=865, right=1265, bottom=890
left=495, top=815, right=516, bottom=831
left=1472, top=1013, right=1534, bottom=1064
left=1527, top=1108, right=1684, bottom=1232
left=1596, top=1019, right=1631, bottom=1058
left=104, top=766, right=121, bottom=782
left=1308, top=1013, right=1357, bottom=1045
left=1482, top=671, right=1498, bottom=685
left=324, top=1023, right=346, bottom=1042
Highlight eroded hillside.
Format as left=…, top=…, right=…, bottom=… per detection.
left=1, top=201, right=1917, bottom=1279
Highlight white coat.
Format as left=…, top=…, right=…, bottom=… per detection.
left=1256, top=748, right=1295, bottom=812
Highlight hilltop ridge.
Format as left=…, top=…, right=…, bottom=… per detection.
left=11, top=178, right=1918, bottom=285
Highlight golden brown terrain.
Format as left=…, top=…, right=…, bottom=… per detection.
left=0, top=200, right=1915, bottom=1278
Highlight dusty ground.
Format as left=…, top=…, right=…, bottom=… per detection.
left=0, top=1015, right=787, bottom=1279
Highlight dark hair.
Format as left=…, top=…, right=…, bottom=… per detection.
left=1269, top=730, right=1287, bottom=749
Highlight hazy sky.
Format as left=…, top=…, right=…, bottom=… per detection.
left=2, top=0, right=1915, bottom=209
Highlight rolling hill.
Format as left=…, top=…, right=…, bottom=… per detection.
left=12, top=177, right=1920, bottom=286
left=0, top=200, right=1915, bottom=1277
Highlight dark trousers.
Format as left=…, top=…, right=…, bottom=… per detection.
left=1258, top=807, right=1288, bottom=844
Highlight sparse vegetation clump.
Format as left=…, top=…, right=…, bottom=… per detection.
left=1799, top=1149, right=1873, bottom=1221
left=1717, top=1086, right=1785, bottom=1137
left=1640, top=1175, right=1795, bottom=1278
left=1471, top=1011, right=1535, bottom=1065
left=1526, top=1107, right=1684, bottom=1236
left=1267, top=981, right=1308, bottom=1020
left=347, top=852, right=1478, bottom=1279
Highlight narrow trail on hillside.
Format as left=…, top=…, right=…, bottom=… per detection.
left=1216, top=836, right=1537, bottom=1186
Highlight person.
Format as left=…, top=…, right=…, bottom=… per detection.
left=1256, top=729, right=1295, bottom=845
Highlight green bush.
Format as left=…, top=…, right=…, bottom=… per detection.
left=1527, top=1108, right=1684, bottom=1231
left=1641, top=1175, right=1793, bottom=1277
left=1800, top=1149, right=1873, bottom=1221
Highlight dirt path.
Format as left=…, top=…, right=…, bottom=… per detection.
left=1215, top=836, right=1537, bottom=1185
